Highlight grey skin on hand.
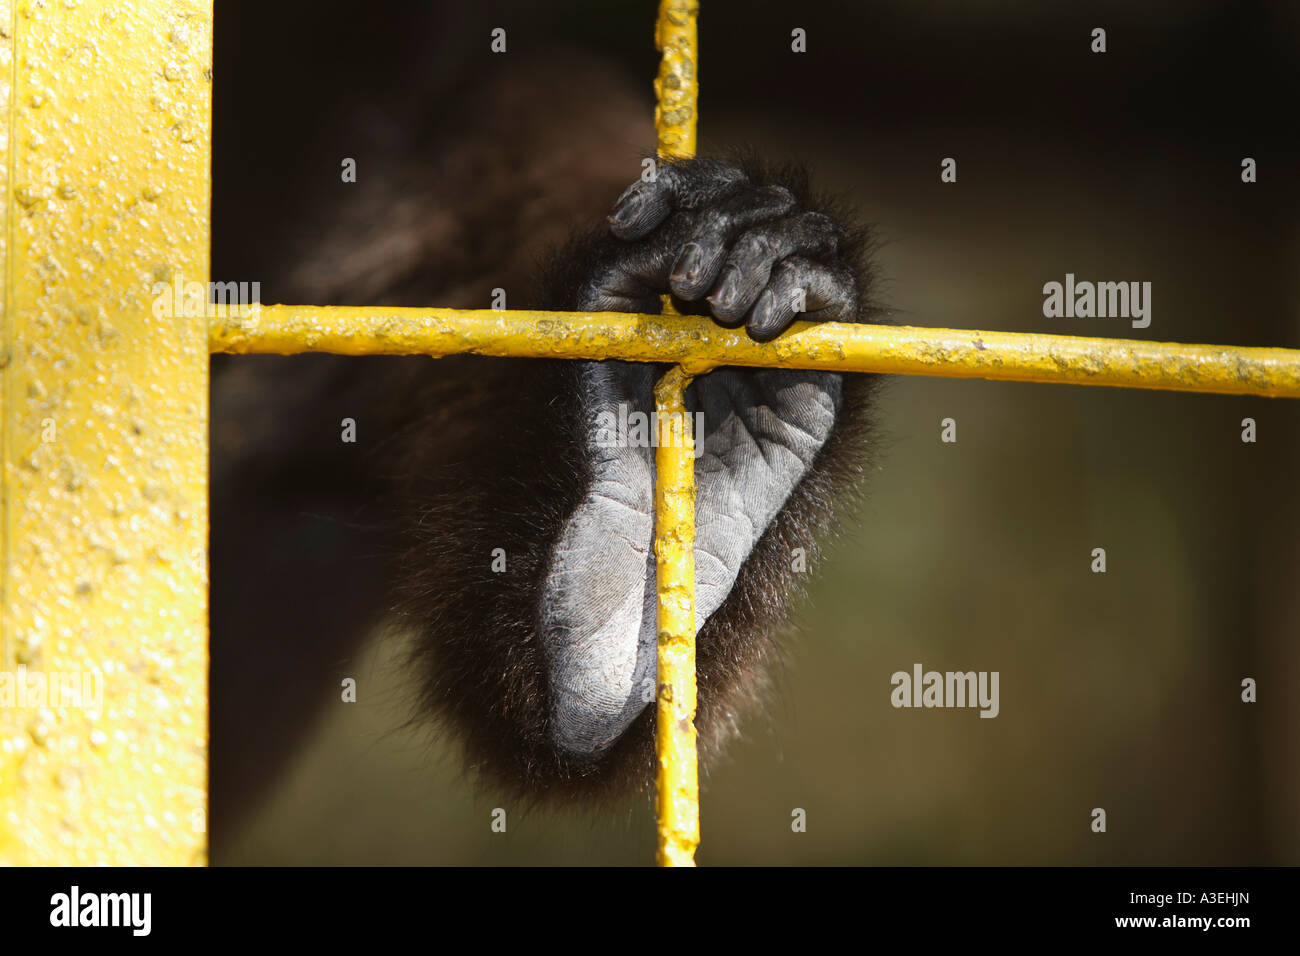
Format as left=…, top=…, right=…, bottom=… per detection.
left=542, top=157, right=866, bottom=759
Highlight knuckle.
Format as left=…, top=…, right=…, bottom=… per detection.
left=735, top=232, right=770, bottom=259
left=697, top=206, right=729, bottom=231
left=758, top=184, right=796, bottom=210
left=803, top=211, right=839, bottom=234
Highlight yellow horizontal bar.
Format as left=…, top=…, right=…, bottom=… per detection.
left=211, top=306, right=1300, bottom=399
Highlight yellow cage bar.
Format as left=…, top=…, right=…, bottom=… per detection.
left=651, top=0, right=702, bottom=867
left=3, top=0, right=1299, bottom=868
left=211, top=307, right=1300, bottom=399
left=0, top=0, right=211, bottom=864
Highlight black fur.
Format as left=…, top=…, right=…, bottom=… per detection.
left=389, top=154, right=883, bottom=802
left=210, top=56, right=885, bottom=826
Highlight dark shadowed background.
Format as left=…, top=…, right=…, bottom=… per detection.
left=210, top=0, right=1300, bottom=864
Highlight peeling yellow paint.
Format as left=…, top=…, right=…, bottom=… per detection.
left=654, top=0, right=698, bottom=160
left=0, top=0, right=210, bottom=865
left=653, top=0, right=700, bottom=867
left=652, top=366, right=699, bottom=867
left=212, top=307, right=1300, bottom=399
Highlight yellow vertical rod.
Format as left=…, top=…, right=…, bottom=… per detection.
left=0, top=0, right=210, bottom=864
left=655, top=0, right=699, bottom=160
left=653, top=367, right=699, bottom=867
left=653, top=0, right=700, bottom=866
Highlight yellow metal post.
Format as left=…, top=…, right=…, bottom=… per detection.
left=653, top=367, right=699, bottom=867
left=653, top=0, right=701, bottom=866
left=0, top=0, right=210, bottom=864
left=655, top=0, right=699, bottom=161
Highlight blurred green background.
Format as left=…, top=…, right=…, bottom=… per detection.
left=213, top=0, right=1300, bottom=864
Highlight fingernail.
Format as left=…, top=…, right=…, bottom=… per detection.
left=671, top=243, right=702, bottom=283
left=749, top=289, right=775, bottom=329
left=609, top=192, right=643, bottom=228
left=748, top=291, right=784, bottom=340
left=708, top=266, right=740, bottom=309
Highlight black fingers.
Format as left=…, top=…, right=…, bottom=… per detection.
left=706, top=212, right=842, bottom=323
left=573, top=218, right=692, bottom=313
left=668, top=186, right=796, bottom=299
left=745, top=257, right=860, bottom=341
left=604, top=158, right=862, bottom=339
left=608, top=160, right=747, bottom=240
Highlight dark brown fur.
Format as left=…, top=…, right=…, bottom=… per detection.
left=211, top=52, right=883, bottom=828
left=389, top=154, right=883, bottom=802
left=388, top=356, right=880, bottom=804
